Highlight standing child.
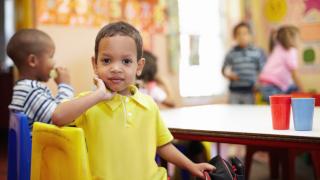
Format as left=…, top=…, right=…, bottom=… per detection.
left=7, top=29, right=74, bottom=130
left=259, top=25, right=303, bottom=102
left=138, top=50, right=175, bottom=108
left=222, top=22, right=266, bottom=104
left=52, top=21, right=214, bottom=180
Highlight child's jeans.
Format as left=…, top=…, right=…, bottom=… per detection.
left=260, top=84, right=299, bottom=103
left=229, top=92, right=255, bottom=104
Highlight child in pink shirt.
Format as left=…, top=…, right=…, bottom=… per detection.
left=138, top=50, right=175, bottom=108
left=259, top=25, right=303, bottom=102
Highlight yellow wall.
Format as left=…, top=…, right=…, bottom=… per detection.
left=40, top=25, right=98, bottom=94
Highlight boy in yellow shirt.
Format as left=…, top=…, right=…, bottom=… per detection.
left=52, top=21, right=214, bottom=179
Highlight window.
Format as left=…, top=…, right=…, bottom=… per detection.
left=178, top=0, right=227, bottom=97
left=3, top=0, right=15, bottom=69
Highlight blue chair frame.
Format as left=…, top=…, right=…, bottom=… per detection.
left=7, top=112, right=31, bottom=180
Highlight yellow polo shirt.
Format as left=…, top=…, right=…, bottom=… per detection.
left=73, top=87, right=173, bottom=180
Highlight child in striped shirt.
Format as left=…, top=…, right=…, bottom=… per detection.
left=222, top=22, right=266, bottom=104
left=7, top=29, right=74, bottom=130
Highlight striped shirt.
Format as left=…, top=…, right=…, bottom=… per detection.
left=9, top=79, right=74, bottom=130
left=223, top=45, right=266, bottom=92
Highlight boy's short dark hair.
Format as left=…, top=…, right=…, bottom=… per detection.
left=94, top=21, right=143, bottom=61
left=233, top=22, right=251, bottom=38
left=6, top=29, right=53, bottom=69
left=138, top=50, right=157, bottom=82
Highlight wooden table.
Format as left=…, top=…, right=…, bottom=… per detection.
left=161, top=105, right=320, bottom=179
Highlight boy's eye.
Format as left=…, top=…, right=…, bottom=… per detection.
left=122, top=58, right=132, bottom=65
left=102, top=58, right=111, bottom=64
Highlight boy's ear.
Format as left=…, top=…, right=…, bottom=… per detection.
left=136, top=58, right=145, bottom=76
left=27, top=54, right=38, bottom=68
left=91, top=56, right=98, bottom=74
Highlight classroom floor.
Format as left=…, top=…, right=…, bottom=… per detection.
left=248, top=152, right=315, bottom=180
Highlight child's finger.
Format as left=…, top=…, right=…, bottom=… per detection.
left=202, top=163, right=216, bottom=172
left=109, top=92, right=116, bottom=98
left=93, top=77, right=103, bottom=86
left=203, top=171, right=211, bottom=180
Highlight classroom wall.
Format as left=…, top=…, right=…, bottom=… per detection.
left=39, top=25, right=98, bottom=94
left=39, top=1, right=243, bottom=106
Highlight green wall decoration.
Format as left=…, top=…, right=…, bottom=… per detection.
left=303, top=48, right=316, bottom=64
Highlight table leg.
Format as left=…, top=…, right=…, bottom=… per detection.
left=282, top=149, right=297, bottom=180
left=311, top=150, right=320, bottom=180
left=216, top=142, right=220, bottom=155
left=269, top=150, right=280, bottom=179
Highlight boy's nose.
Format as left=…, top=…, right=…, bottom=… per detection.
left=110, top=63, right=122, bottom=73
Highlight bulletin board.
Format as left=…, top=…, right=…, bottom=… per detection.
left=35, top=0, right=169, bottom=49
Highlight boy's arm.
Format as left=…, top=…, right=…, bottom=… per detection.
left=53, top=67, right=74, bottom=102
left=55, top=83, right=74, bottom=102
left=222, top=54, right=239, bottom=81
left=52, top=77, right=115, bottom=126
left=157, top=143, right=215, bottom=179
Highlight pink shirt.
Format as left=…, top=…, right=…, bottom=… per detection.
left=259, top=44, right=298, bottom=91
left=139, top=81, right=167, bottom=103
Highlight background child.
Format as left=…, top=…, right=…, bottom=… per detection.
left=137, top=50, right=175, bottom=108
left=52, top=21, right=214, bottom=180
left=222, top=22, right=266, bottom=104
left=259, top=25, right=303, bottom=102
left=7, top=29, right=74, bottom=130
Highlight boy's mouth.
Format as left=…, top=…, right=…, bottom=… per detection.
left=108, top=77, right=124, bottom=84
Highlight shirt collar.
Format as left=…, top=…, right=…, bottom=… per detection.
left=105, top=85, right=150, bottom=111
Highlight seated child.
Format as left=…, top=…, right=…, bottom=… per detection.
left=52, top=21, right=214, bottom=180
left=7, top=29, right=74, bottom=130
left=138, top=50, right=175, bottom=108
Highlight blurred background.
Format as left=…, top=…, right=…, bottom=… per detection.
left=0, top=0, right=320, bottom=179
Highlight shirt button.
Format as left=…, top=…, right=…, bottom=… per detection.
left=128, top=112, right=132, bottom=116
left=126, top=98, right=129, bottom=103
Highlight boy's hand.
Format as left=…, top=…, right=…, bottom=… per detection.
left=223, top=67, right=239, bottom=81
left=93, top=77, right=115, bottom=101
left=226, top=72, right=240, bottom=81
left=54, top=67, right=71, bottom=85
left=189, top=163, right=215, bottom=179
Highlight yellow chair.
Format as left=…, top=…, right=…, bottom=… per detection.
left=31, top=122, right=92, bottom=180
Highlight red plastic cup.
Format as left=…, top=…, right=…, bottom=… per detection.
left=269, top=95, right=291, bottom=130
left=313, top=94, right=320, bottom=107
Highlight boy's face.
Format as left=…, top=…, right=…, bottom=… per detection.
left=92, top=35, right=145, bottom=95
left=235, top=26, right=251, bottom=48
left=35, top=44, right=55, bottom=82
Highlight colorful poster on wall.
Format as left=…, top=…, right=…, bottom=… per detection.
left=35, top=0, right=168, bottom=50
left=36, top=0, right=167, bottom=32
